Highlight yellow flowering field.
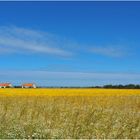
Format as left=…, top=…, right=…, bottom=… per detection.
left=0, top=88, right=140, bottom=96
left=0, top=88, right=140, bottom=139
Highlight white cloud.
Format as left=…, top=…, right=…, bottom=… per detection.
left=0, top=26, right=72, bottom=56
left=0, top=26, right=131, bottom=58
left=0, top=70, right=140, bottom=86
left=90, top=46, right=129, bottom=57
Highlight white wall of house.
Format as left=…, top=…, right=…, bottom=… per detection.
left=22, top=84, right=36, bottom=88
left=9, top=84, right=12, bottom=87
left=0, top=86, right=6, bottom=88
left=33, top=84, right=36, bottom=88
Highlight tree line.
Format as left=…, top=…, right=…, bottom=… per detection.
left=102, top=84, right=140, bottom=89
left=54, top=84, right=140, bottom=89
left=85, top=84, right=140, bottom=89
left=13, top=84, right=140, bottom=89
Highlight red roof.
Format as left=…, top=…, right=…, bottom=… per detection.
left=0, top=83, right=11, bottom=86
left=22, top=83, right=35, bottom=87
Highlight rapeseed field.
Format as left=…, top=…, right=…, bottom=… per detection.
left=0, top=88, right=140, bottom=96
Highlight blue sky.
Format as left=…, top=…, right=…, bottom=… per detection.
left=0, top=1, right=140, bottom=86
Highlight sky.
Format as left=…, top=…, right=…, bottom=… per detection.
left=0, top=1, right=140, bottom=86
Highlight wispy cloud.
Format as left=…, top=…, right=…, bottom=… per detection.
left=0, top=26, right=132, bottom=58
left=90, top=46, right=129, bottom=57
left=0, top=70, right=140, bottom=86
left=0, top=26, right=73, bottom=56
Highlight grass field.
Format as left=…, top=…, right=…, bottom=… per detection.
left=0, top=88, right=140, bottom=139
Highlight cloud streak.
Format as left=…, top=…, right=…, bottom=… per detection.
left=90, top=46, right=129, bottom=57
left=0, top=26, right=131, bottom=58
left=0, top=70, right=140, bottom=86
left=0, top=26, right=72, bottom=56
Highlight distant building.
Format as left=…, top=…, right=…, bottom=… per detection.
left=22, top=83, right=36, bottom=88
left=0, top=83, right=12, bottom=88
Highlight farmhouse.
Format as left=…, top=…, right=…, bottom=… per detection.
left=0, top=83, right=12, bottom=88
left=22, top=83, right=36, bottom=88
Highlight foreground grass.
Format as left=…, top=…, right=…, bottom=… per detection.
left=0, top=89, right=140, bottom=139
